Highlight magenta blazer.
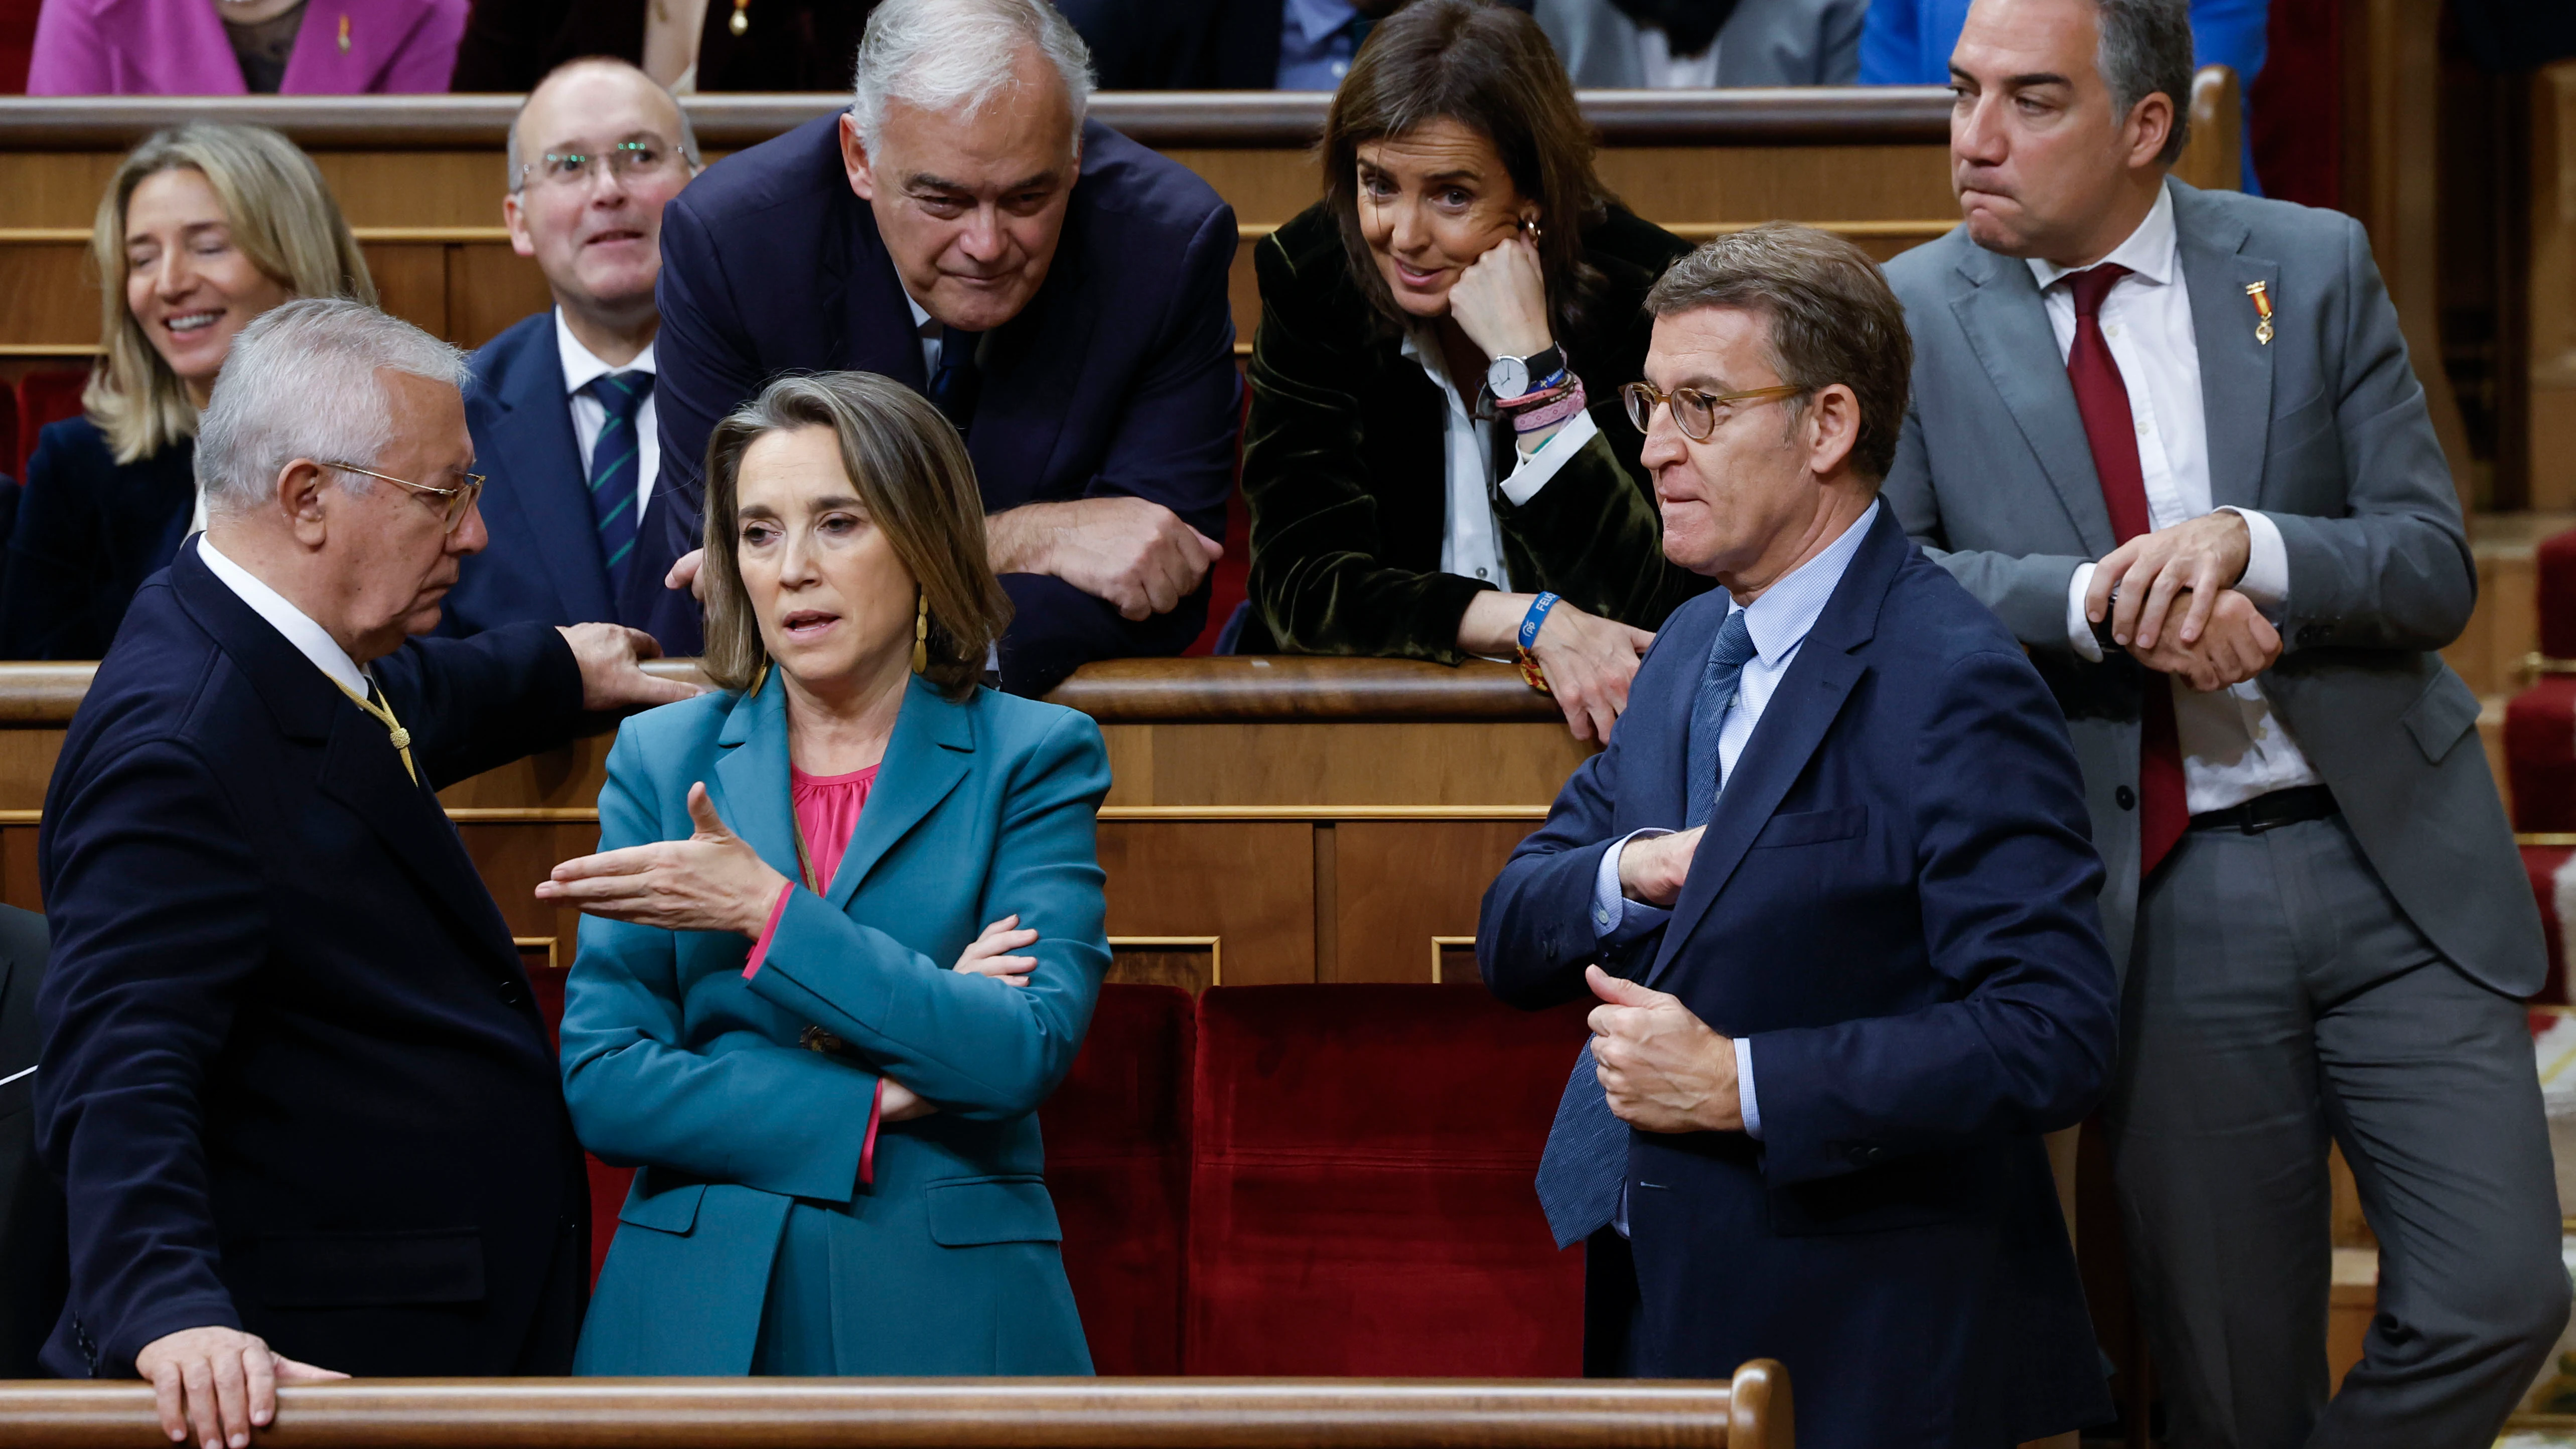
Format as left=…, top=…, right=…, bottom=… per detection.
left=28, top=0, right=467, bottom=95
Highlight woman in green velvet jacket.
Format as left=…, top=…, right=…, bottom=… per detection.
left=1239, top=0, right=1711, bottom=742
left=543, top=372, right=1109, bottom=1376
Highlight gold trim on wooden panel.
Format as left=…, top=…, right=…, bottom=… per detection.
left=0, top=344, right=101, bottom=357
left=1101, top=805, right=1550, bottom=821
left=0, top=811, right=35, bottom=824
left=0, top=225, right=515, bottom=243
left=1430, top=935, right=1475, bottom=983
left=2526, top=652, right=2576, bottom=676
left=513, top=936, right=560, bottom=969
left=2519, top=833, right=2576, bottom=846
left=1107, top=934, right=1221, bottom=984
left=446, top=807, right=609, bottom=822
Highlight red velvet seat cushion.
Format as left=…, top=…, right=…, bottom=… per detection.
left=1040, top=982, right=1196, bottom=1374
left=2526, top=845, right=2573, bottom=1007
left=2539, top=528, right=2576, bottom=661
left=2507, top=677, right=2576, bottom=832
left=15, top=369, right=87, bottom=479
left=1184, top=983, right=1591, bottom=1376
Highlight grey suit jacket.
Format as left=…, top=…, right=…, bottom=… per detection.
left=1882, top=178, right=2539, bottom=996
left=1532, top=0, right=1864, bottom=86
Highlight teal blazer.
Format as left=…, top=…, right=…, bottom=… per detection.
left=558, top=671, right=1112, bottom=1375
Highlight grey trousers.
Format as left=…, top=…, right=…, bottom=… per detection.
left=2108, top=813, right=2570, bottom=1449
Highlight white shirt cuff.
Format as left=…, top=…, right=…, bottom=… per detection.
left=1497, top=408, right=1600, bottom=508
left=1735, top=1036, right=1760, bottom=1139
left=2066, top=561, right=2103, bottom=662
left=2217, top=506, right=2289, bottom=616
left=1591, top=827, right=1675, bottom=944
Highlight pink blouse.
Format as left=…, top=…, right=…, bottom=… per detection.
left=744, top=763, right=885, bottom=1182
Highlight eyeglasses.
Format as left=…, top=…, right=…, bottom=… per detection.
left=1619, top=381, right=1807, bottom=442
left=324, top=461, right=487, bottom=533
left=518, top=139, right=679, bottom=191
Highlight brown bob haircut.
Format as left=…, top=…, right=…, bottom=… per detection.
left=1644, top=224, right=1914, bottom=483
left=1322, top=0, right=1610, bottom=343
left=698, top=372, right=1012, bottom=702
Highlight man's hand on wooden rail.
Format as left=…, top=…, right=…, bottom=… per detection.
left=133, top=1326, right=344, bottom=1449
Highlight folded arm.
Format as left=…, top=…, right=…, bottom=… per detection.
left=557, top=733, right=881, bottom=1202
left=745, top=714, right=1112, bottom=1119
left=1742, top=649, right=2119, bottom=1186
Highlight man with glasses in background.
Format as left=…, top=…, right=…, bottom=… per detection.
left=442, top=57, right=701, bottom=640
left=35, top=300, right=695, bottom=1448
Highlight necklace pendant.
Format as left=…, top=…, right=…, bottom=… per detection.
left=730, top=0, right=748, bottom=33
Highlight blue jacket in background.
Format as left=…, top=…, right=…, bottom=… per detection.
left=1479, top=506, right=2117, bottom=1448
left=1859, top=0, right=2269, bottom=192
left=560, top=670, right=1111, bottom=1375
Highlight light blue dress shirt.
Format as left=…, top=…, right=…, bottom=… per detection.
left=1276, top=0, right=1363, bottom=89
left=1587, top=499, right=1883, bottom=1140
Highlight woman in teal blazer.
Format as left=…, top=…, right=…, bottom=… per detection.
left=541, top=372, right=1110, bottom=1376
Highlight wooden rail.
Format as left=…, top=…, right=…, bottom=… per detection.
left=0, top=657, right=1561, bottom=728
left=0, top=89, right=1951, bottom=150
left=0, top=1372, right=1792, bottom=1449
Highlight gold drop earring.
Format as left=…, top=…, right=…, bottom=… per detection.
left=911, top=594, right=930, bottom=675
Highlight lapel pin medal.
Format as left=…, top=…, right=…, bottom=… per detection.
left=2245, top=280, right=2274, bottom=346
left=337, top=13, right=351, bottom=51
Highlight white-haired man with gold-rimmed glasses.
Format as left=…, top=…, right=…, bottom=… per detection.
left=33, top=298, right=695, bottom=1449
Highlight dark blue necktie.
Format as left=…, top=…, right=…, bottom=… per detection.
left=583, top=371, right=653, bottom=591
left=1533, top=605, right=1759, bottom=1249
left=928, top=328, right=980, bottom=431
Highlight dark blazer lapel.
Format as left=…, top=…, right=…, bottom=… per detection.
left=486, top=326, right=615, bottom=622
left=840, top=199, right=932, bottom=392
left=711, top=670, right=803, bottom=886
left=171, top=543, right=520, bottom=968
left=1646, top=508, right=1901, bottom=988
left=825, top=676, right=973, bottom=909
left=1948, top=246, right=2117, bottom=556
left=2172, top=182, right=2276, bottom=512
left=969, top=192, right=1096, bottom=514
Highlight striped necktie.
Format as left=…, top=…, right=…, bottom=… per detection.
left=928, top=329, right=980, bottom=431
left=583, top=371, right=654, bottom=592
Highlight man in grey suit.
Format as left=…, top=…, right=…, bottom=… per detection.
left=1882, top=0, right=2570, bottom=1444
left=1531, top=0, right=1865, bottom=87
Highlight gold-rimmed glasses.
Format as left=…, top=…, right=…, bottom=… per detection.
left=324, top=461, right=487, bottom=533
left=1619, top=381, right=1807, bottom=441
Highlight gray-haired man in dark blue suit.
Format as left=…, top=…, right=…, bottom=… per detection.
left=1883, top=0, right=2569, bottom=1443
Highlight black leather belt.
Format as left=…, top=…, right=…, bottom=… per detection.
left=2188, top=784, right=2338, bottom=834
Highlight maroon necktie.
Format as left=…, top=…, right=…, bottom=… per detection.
left=2064, top=264, right=2187, bottom=877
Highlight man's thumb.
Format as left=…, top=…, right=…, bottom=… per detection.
left=1585, top=964, right=1658, bottom=1006
left=686, top=782, right=732, bottom=839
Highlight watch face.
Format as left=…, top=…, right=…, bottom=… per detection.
left=1490, top=356, right=1527, bottom=399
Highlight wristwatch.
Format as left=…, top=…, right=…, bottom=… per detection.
left=1487, top=344, right=1564, bottom=403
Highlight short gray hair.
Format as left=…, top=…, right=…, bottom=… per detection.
left=848, top=0, right=1094, bottom=147
left=505, top=57, right=701, bottom=194
left=2094, top=0, right=2194, bottom=166
left=197, top=298, right=469, bottom=516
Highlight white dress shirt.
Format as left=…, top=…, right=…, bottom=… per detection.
left=2033, top=186, right=2320, bottom=814
left=1634, top=27, right=1720, bottom=87
left=196, top=534, right=369, bottom=698
left=556, top=309, right=659, bottom=525
left=1586, top=498, right=1884, bottom=1143
left=1400, top=328, right=1600, bottom=593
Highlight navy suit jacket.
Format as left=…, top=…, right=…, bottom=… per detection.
left=0, top=418, right=195, bottom=660
left=444, top=311, right=670, bottom=639
left=1479, top=506, right=2117, bottom=1449
left=36, top=541, right=593, bottom=1378
left=650, top=112, right=1241, bottom=693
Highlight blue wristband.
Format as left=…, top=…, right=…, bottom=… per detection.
left=1518, top=591, right=1561, bottom=652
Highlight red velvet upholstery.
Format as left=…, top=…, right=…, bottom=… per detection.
left=522, top=956, right=636, bottom=1285
left=0, top=0, right=35, bottom=93
left=2507, top=677, right=2576, bottom=832
left=2526, top=845, right=2573, bottom=1007
left=1038, top=983, right=1197, bottom=1374
left=1183, top=984, right=1590, bottom=1376
left=1183, top=387, right=1252, bottom=656
left=2539, top=528, right=2576, bottom=661
left=0, top=381, right=17, bottom=484
left=15, top=369, right=89, bottom=479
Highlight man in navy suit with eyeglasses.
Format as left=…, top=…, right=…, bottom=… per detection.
left=1481, top=225, right=2117, bottom=1449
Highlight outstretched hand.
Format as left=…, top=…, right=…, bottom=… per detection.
left=537, top=782, right=790, bottom=936
left=1584, top=965, right=1741, bottom=1134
